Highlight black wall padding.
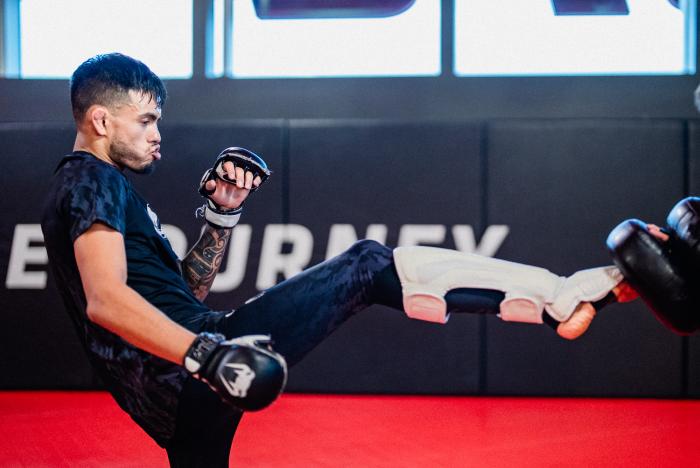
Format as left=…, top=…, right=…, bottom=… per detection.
left=0, top=119, right=696, bottom=397
left=485, top=120, right=685, bottom=397
left=0, top=124, right=93, bottom=388
left=284, top=121, right=483, bottom=393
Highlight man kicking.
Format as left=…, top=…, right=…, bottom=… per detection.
left=41, top=53, right=627, bottom=467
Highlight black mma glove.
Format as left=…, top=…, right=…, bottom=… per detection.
left=184, top=332, right=287, bottom=411
left=197, top=147, right=271, bottom=229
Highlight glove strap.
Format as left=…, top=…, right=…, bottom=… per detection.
left=184, top=332, right=226, bottom=374
left=196, top=201, right=242, bottom=229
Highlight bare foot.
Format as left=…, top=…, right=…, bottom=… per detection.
left=557, top=279, right=640, bottom=340
left=557, top=302, right=596, bottom=340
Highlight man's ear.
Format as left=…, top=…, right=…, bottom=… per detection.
left=87, top=105, right=110, bottom=136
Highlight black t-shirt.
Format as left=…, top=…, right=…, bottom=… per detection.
left=41, top=151, right=212, bottom=446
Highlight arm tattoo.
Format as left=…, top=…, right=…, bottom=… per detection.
left=182, top=225, right=232, bottom=301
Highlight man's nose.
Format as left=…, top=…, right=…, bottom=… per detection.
left=151, top=125, right=161, bottom=144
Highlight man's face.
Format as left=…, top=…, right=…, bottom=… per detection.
left=108, top=90, right=162, bottom=174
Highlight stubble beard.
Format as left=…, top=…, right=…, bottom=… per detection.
left=110, top=139, right=156, bottom=175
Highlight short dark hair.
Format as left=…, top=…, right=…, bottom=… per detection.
left=70, top=52, right=167, bottom=122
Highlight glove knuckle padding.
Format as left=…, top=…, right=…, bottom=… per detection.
left=666, top=197, right=700, bottom=265
left=204, top=339, right=287, bottom=412
left=606, top=219, right=700, bottom=334
left=196, top=147, right=271, bottom=228
left=212, top=146, right=271, bottom=191
left=198, top=147, right=270, bottom=198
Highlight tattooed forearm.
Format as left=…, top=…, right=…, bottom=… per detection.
left=182, top=225, right=232, bottom=301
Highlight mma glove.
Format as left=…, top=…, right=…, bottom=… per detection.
left=184, top=332, right=287, bottom=411
left=197, top=147, right=271, bottom=229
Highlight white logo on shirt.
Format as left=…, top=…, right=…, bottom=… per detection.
left=146, top=204, right=168, bottom=239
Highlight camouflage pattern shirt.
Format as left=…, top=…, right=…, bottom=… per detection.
left=41, top=151, right=212, bottom=446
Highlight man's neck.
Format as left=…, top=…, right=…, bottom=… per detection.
left=73, top=133, right=118, bottom=168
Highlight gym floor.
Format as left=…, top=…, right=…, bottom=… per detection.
left=1, top=391, right=698, bottom=467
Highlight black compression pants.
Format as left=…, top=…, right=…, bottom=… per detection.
left=166, top=240, right=504, bottom=467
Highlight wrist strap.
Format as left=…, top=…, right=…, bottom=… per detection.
left=196, top=202, right=242, bottom=229
left=184, top=332, right=226, bottom=374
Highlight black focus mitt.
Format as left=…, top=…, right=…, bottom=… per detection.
left=666, top=196, right=700, bottom=266
left=606, top=218, right=700, bottom=334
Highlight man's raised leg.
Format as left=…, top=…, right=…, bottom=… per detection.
left=211, top=241, right=622, bottom=366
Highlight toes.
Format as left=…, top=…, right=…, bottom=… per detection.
left=557, top=303, right=596, bottom=340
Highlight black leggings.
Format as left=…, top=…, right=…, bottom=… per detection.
left=214, top=239, right=504, bottom=366
left=166, top=240, right=505, bottom=467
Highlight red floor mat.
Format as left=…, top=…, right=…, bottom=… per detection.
left=1, top=392, right=699, bottom=467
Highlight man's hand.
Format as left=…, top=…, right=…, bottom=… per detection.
left=647, top=224, right=670, bottom=243
left=184, top=333, right=287, bottom=411
left=203, top=160, right=262, bottom=210
left=197, top=147, right=271, bottom=229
